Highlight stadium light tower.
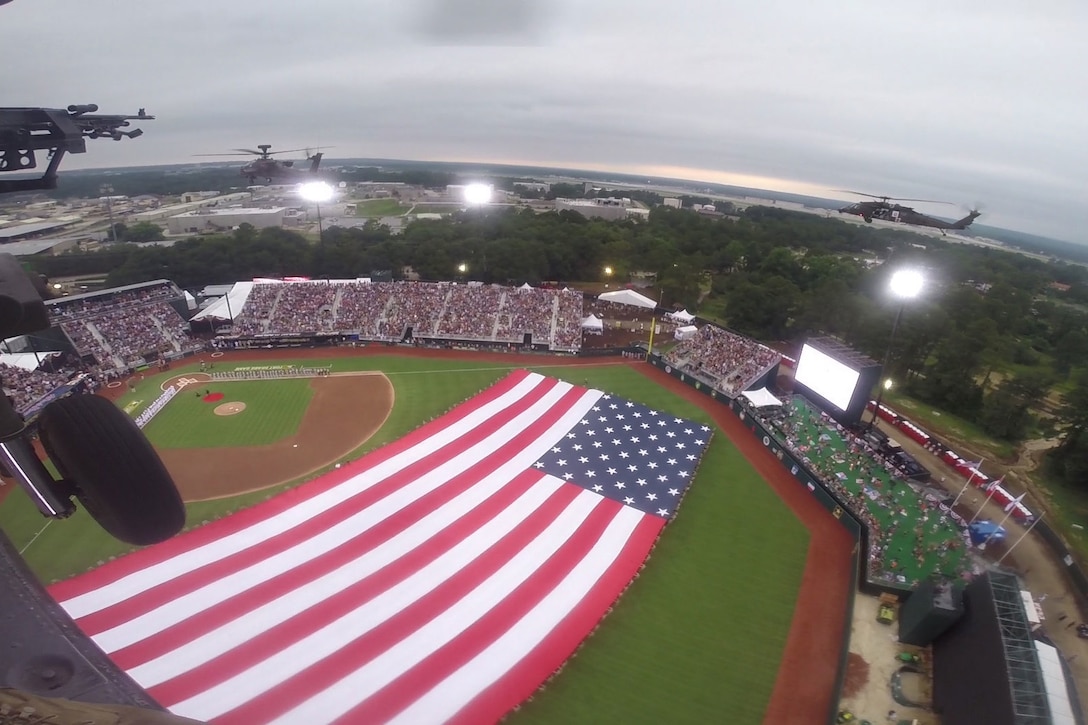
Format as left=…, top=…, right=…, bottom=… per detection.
left=867, top=268, right=924, bottom=432
left=300, top=181, right=335, bottom=241
left=463, top=183, right=492, bottom=206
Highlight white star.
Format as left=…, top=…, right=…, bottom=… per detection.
left=586, top=430, right=596, bottom=436
left=626, top=401, right=634, bottom=407
left=612, top=439, right=622, bottom=446
left=657, top=507, right=669, bottom=516
left=603, top=394, right=612, bottom=399
left=592, top=484, right=603, bottom=492
left=686, top=454, right=697, bottom=460
left=668, top=488, right=680, bottom=496
left=674, top=417, right=683, bottom=424
left=619, top=451, right=630, bottom=459
left=533, top=462, right=544, bottom=468
left=630, top=436, right=640, bottom=444
left=563, top=472, right=574, bottom=480
left=646, top=492, right=658, bottom=501
left=624, top=496, right=635, bottom=505
left=649, top=434, right=658, bottom=441
left=628, top=464, right=638, bottom=472
left=586, top=470, right=596, bottom=478
left=647, top=461, right=659, bottom=470
left=623, top=425, right=632, bottom=431
left=598, top=416, right=608, bottom=422
left=667, top=458, right=678, bottom=465
left=701, top=425, right=710, bottom=431
left=568, top=432, right=577, bottom=438
left=679, top=470, right=689, bottom=477
left=600, top=454, right=610, bottom=461
left=649, top=410, right=659, bottom=416
left=593, top=441, right=603, bottom=448
left=638, top=449, right=649, bottom=456
left=615, top=414, right=625, bottom=420
left=607, top=467, right=617, bottom=475
left=658, top=474, right=669, bottom=482
left=684, top=428, right=693, bottom=435
left=657, top=446, right=667, bottom=453
left=579, top=420, right=588, bottom=426
left=557, top=459, right=567, bottom=466
left=592, top=406, right=600, bottom=412
left=694, top=438, right=705, bottom=445
left=572, top=444, right=583, bottom=451
left=605, top=427, right=614, bottom=433
left=641, top=423, right=650, bottom=429
left=657, top=420, right=668, bottom=427
left=676, top=442, right=687, bottom=449
left=637, top=478, right=648, bottom=486
left=609, top=403, right=618, bottom=409
left=579, top=456, right=589, bottom=463
left=615, top=481, right=626, bottom=489
left=552, top=446, right=562, bottom=453
left=666, top=431, right=677, bottom=438
left=633, top=412, right=642, bottom=418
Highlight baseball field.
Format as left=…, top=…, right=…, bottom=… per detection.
left=0, top=349, right=853, bottom=724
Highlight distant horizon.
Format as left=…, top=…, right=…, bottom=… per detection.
left=52, top=156, right=1077, bottom=248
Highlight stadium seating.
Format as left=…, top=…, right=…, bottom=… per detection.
left=0, top=362, right=71, bottom=414
left=665, top=325, right=781, bottom=394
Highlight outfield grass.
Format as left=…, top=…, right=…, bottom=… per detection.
left=0, top=356, right=809, bottom=722
left=142, top=379, right=313, bottom=448
left=353, top=198, right=404, bottom=217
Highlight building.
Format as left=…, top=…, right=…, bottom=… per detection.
left=131, top=192, right=253, bottom=223
left=663, top=197, right=682, bottom=209
left=0, top=237, right=79, bottom=256
left=167, top=207, right=295, bottom=234
left=555, top=198, right=635, bottom=221
left=0, top=220, right=72, bottom=242
left=513, top=182, right=550, bottom=193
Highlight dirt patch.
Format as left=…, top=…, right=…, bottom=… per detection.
left=155, top=373, right=393, bottom=502
left=213, top=401, right=246, bottom=416
left=841, top=652, right=870, bottom=698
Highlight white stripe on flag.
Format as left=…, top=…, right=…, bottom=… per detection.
left=61, top=371, right=555, bottom=619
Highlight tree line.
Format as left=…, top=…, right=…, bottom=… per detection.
left=24, top=204, right=1088, bottom=479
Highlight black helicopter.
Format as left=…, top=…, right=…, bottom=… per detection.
left=837, top=191, right=980, bottom=233
left=196, top=144, right=330, bottom=184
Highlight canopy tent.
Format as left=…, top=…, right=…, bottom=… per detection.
left=674, top=324, right=697, bottom=341
left=183, top=290, right=197, bottom=310
left=597, top=289, right=656, bottom=309
left=580, top=314, right=603, bottom=334
left=518, top=282, right=533, bottom=290
left=667, top=309, right=695, bottom=323
left=190, top=281, right=254, bottom=322
left=0, top=351, right=59, bottom=372
left=740, top=387, right=784, bottom=408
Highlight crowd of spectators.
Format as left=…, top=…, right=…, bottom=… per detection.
left=226, top=281, right=583, bottom=350
left=761, top=396, right=971, bottom=587
left=0, top=362, right=72, bottom=413
left=50, top=283, right=202, bottom=373
left=665, top=325, right=780, bottom=394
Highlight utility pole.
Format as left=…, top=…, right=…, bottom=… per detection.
left=101, top=184, right=117, bottom=242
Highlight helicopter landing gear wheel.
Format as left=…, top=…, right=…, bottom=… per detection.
left=36, top=394, right=185, bottom=546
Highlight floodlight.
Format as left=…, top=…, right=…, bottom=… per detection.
left=458, top=263, right=468, bottom=273
left=883, top=378, right=893, bottom=390
left=603, top=266, right=613, bottom=276
left=299, top=181, right=334, bottom=203
left=889, top=269, right=924, bottom=299
left=463, top=183, right=492, bottom=205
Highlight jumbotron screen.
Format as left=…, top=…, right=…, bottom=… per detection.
left=794, top=343, right=861, bottom=412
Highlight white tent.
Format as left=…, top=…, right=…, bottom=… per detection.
left=0, top=352, right=59, bottom=372
left=519, top=282, right=533, bottom=290
left=674, top=324, right=698, bottom=341
left=668, top=309, right=695, bottom=323
left=597, top=289, right=656, bottom=309
left=580, top=314, right=603, bottom=334
left=741, top=388, right=784, bottom=408
left=190, top=281, right=254, bottom=322
left=183, top=290, right=197, bottom=310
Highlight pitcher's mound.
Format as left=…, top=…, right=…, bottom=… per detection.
left=214, top=402, right=247, bottom=416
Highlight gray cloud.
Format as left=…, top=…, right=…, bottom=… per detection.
left=3, top=0, right=1086, bottom=240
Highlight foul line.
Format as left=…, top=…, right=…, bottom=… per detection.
left=19, top=519, right=52, bottom=555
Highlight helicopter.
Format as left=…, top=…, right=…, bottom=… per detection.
left=196, top=144, right=331, bottom=184
left=837, top=191, right=981, bottom=233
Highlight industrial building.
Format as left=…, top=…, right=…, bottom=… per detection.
left=555, top=197, right=641, bottom=221
left=131, top=192, right=253, bottom=222
left=167, top=207, right=297, bottom=234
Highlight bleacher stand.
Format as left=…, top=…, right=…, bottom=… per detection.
left=225, top=280, right=584, bottom=351
left=49, top=282, right=202, bottom=374
left=0, top=362, right=71, bottom=414
left=665, top=325, right=780, bottom=395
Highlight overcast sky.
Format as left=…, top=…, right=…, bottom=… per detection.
left=5, top=0, right=1087, bottom=240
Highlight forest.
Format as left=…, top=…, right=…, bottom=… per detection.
left=24, top=204, right=1088, bottom=485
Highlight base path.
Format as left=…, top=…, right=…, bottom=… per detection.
left=156, top=373, right=393, bottom=502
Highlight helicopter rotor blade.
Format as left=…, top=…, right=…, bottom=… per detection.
left=834, top=190, right=890, bottom=200
left=834, top=190, right=953, bottom=205
left=266, top=146, right=335, bottom=156
left=194, top=153, right=253, bottom=158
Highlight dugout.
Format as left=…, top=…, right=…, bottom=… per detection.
left=932, top=571, right=1082, bottom=725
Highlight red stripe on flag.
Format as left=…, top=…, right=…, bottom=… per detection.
left=75, top=374, right=560, bottom=639
left=49, top=369, right=536, bottom=602
left=447, top=511, right=665, bottom=725
left=332, top=496, right=639, bottom=725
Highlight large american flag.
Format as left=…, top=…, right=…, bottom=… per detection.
left=49, top=370, right=711, bottom=724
